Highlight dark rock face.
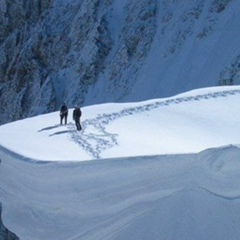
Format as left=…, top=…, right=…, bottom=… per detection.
left=0, top=0, right=157, bottom=124
left=0, top=203, right=19, bottom=240
left=0, top=0, right=238, bottom=125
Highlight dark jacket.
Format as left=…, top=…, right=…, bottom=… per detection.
left=73, top=107, right=82, bottom=120
left=60, top=104, right=68, bottom=116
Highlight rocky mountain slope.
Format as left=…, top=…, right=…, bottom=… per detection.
left=0, top=0, right=239, bottom=125
left=0, top=203, right=19, bottom=240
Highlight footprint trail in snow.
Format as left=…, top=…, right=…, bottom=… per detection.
left=68, top=89, right=240, bottom=159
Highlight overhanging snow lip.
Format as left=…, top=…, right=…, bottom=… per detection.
left=0, top=143, right=240, bottom=166
left=0, top=144, right=52, bottom=164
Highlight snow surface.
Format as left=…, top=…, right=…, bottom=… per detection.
left=1, top=86, right=240, bottom=239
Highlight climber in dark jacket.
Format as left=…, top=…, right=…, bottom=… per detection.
left=60, top=102, right=68, bottom=125
left=73, top=106, right=82, bottom=131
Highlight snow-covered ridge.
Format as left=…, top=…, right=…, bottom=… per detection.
left=0, top=86, right=240, bottom=161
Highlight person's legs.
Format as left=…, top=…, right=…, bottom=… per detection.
left=78, top=122, right=82, bottom=130
left=75, top=120, right=78, bottom=130
left=64, top=114, right=68, bottom=125
left=75, top=119, right=82, bottom=131
left=60, top=115, right=64, bottom=124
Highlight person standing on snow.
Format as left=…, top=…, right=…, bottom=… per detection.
left=60, top=102, right=68, bottom=125
left=73, top=106, right=82, bottom=131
